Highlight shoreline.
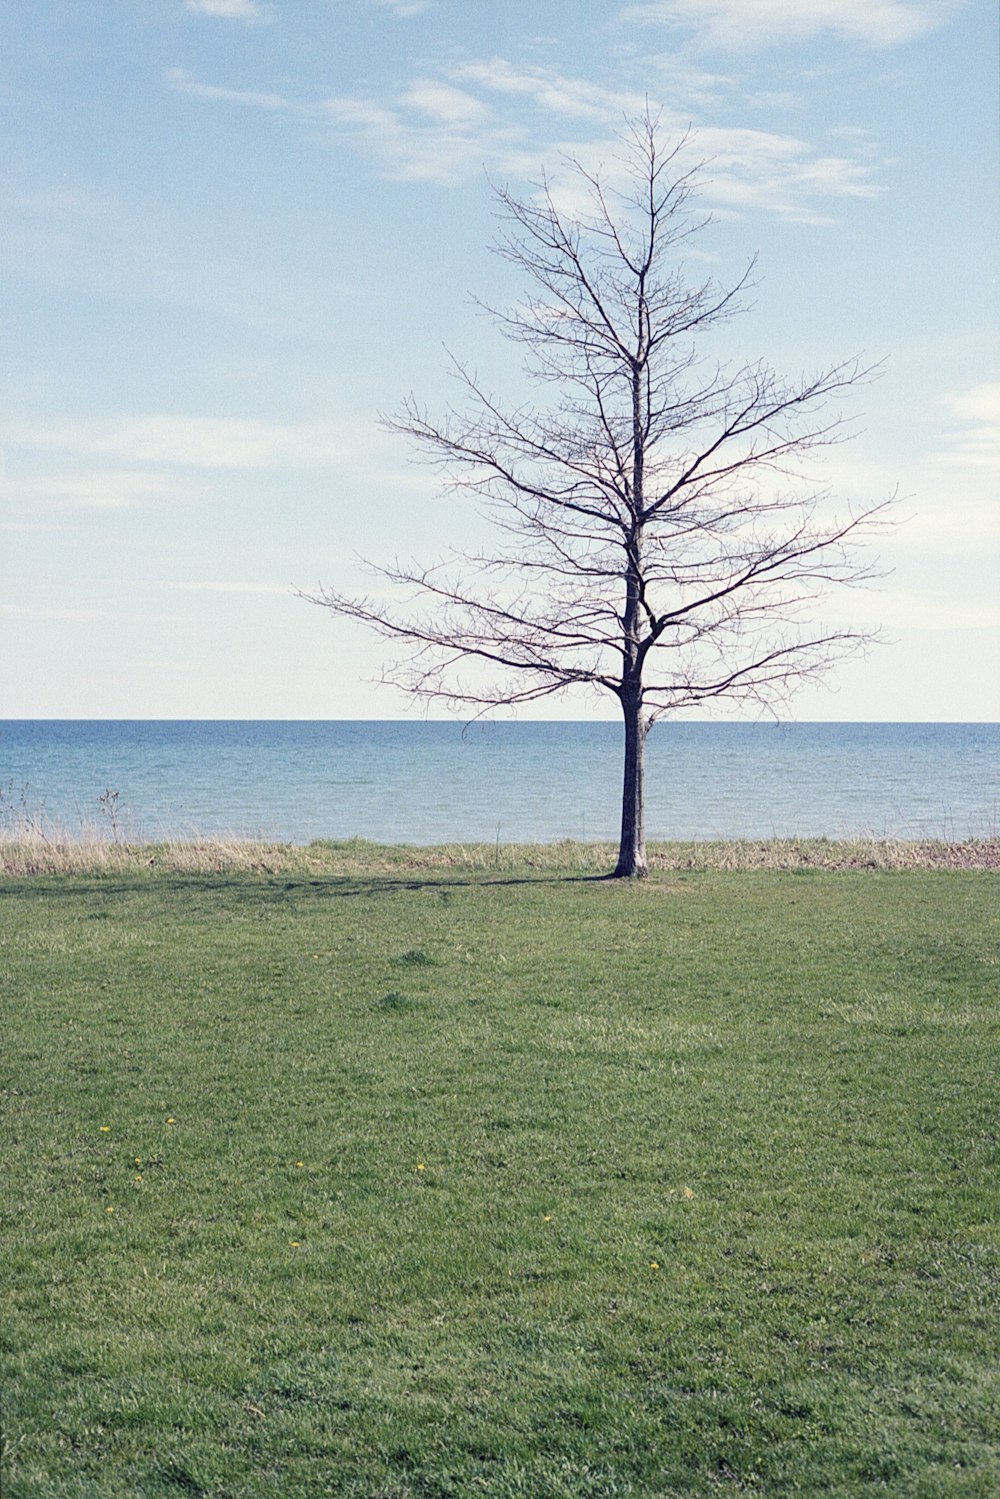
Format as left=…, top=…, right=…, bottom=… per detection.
left=2, top=834, right=998, bottom=877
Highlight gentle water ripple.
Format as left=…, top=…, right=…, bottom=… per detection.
left=1, top=721, right=997, bottom=845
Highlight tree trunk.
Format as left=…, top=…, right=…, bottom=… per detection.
left=614, top=690, right=648, bottom=877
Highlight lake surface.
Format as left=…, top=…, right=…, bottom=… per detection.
left=1, top=720, right=996, bottom=845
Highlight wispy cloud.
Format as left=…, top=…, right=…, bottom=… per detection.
left=617, top=0, right=958, bottom=51
left=165, top=59, right=882, bottom=215
left=369, top=0, right=434, bottom=15
left=696, top=125, right=882, bottom=222
left=450, top=58, right=644, bottom=121
left=9, top=415, right=356, bottom=470
left=400, top=79, right=491, bottom=127
left=0, top=602, right=110, bottom=622
left=184, top=0, right=272, bottom=20
left=0, top=469, right=179, bottom=512
left=931, top=381, right=1000, bottom=469
left=166, top=66, right=538, bottom=185
left=845, top=586, right=1000, bottom=631
left=165, top=69, right=288, bottom=110
left=159, top=580, right=290, bottom=595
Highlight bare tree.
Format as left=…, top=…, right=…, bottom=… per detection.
left=306, top=114, right=893, bottom=877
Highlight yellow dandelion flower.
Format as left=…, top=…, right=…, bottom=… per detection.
left=290, top=1240, right=300, bottom=1247
left=416, top=1163, right=426, bottom=1171
left=650, top=1260, right=660, bottom=1270
left=166, top=1118, right=176, bottom=1125
left=543, top=1215, right=553, bottom=1222
left=296, top=1161, right=304, bottom=1168
left=106, top=1207, right=115, bottom=1214
left=134, top=1175, right=143, bottom=1182
left=99, top=1126, right=110, bottom=1132
left=683, top=1187, right=695, bottom=1199
left=134, top=1157, right=142, bottom=1165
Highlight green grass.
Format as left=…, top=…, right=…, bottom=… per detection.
left=2, top=856, right=998, bottom=1496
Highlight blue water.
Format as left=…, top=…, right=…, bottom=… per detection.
left=1, top=721, right=997, bottom=845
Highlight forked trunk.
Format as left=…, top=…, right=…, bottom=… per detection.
left=614, top=691, right=648, bottom=878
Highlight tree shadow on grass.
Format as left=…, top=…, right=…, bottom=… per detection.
left=3, top=869, right=618, bottom=905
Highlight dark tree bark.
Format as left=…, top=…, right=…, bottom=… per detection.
left=615, top=687, right=648, bottom=878
left=303, top=113, right=893, bottom=877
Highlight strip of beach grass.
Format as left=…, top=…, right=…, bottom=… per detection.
left=1, top=854, right=997, bottom=1496
left=1, top=832, right=999, bottom=875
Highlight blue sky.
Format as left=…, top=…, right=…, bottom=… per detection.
left=2, top=0, right=997, bottom=720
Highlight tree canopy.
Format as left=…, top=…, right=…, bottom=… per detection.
left=307, top=114, right=893, bottom=876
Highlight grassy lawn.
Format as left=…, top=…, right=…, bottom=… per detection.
left=1, top=854, right=998, bottom=1496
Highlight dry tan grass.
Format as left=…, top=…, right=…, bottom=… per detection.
left=648, top=837, right=1000, bottom=871
left=1, top=833, right=997, bottom=877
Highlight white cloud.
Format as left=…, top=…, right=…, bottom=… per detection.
left=821, top=438, right=999, bottom=560
left=849, top=587, right=1000, bottom=632
left=696, top=126, right=881, bottom=222
left=639, top=54, right=735, bottom=109
left=932, top=382, right=1000, bottom=469
left=165, top=68, right=537, bottom=185
left=617, top=0, right=958, bottom=50
left=160, top=580, right=290, bottom=595
left=165, top=69, right=288, bottom=110
left=327, top=63, right=646, bottom=183
left=944, top=381, right=1000, bottom=426
left=450, top=58, right=643, bottom=121
left=9, top=416, right=356, bottom=470
left=0, top=603, right=110, bottom=622
left=904, top=495, right=1000, bottom=553
left=0, top=469, right=179, bottom=512
left=400, top=80, right=490, bottom=127
left=369, top=0, right=434, bottom=14
left=184, top=0, right=272, bottom=20
left=165, top=67, right=524, bottom=184
left=165, top=59, right=882, bottom=214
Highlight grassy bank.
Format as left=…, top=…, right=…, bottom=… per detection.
left=2, top=858, right=998, bottom=1496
